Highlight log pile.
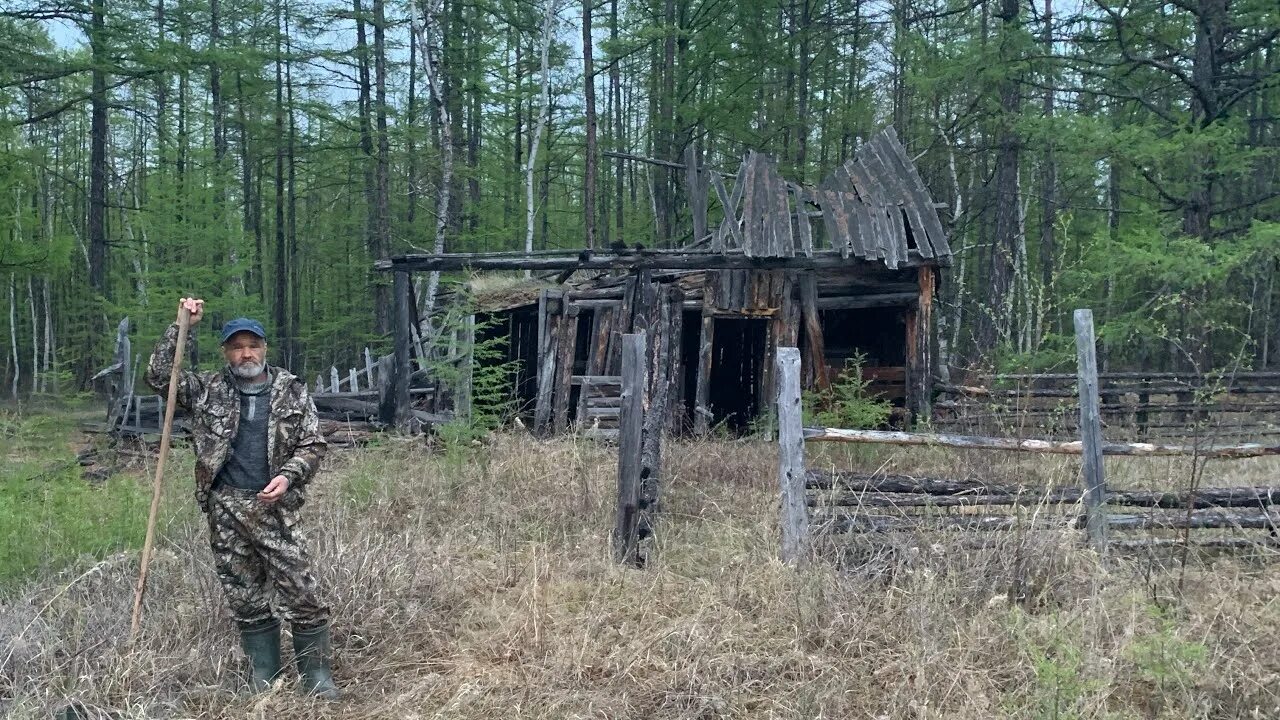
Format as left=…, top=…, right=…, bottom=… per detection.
left=808, top=471, right=1280, bottom=550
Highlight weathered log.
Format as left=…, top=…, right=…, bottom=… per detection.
left=808, top=482, right=1280, bottom=509
left=1108, top=537, right=1280, bottom=550
left=816, top=508, right=1280, bottom=533
left=939, top=383, right=1280, bottom=398
left=975, top=371, right=1280, bottom=382
left=816, top=292, right=918, bottom=310
left=802, top=427, right=1280, bottom=459
left=375, top=248, right=933, bottom=273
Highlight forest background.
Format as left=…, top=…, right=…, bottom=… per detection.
left=0, top=0, right=1277, bottom=395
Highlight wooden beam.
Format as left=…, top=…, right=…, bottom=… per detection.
left=375, top=249, right=936, bottom=273
left=803, top=426, right=1280, bottom=459
left=806, top=472, right=1280, bottom=509
left=817, top=508, right=1280, bottom=533
left=815, top=292, right=918, bottom=310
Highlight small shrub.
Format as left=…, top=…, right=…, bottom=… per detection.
left=803, top=352, right=893, bottom=429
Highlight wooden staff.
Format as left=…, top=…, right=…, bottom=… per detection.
left=130, top=306, right=191, bottom=640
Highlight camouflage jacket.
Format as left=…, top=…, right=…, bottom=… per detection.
left=146, top=323, right=327, bottom=513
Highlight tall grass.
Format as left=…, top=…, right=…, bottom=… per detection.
left=2, top=426, right=1279, bottom=718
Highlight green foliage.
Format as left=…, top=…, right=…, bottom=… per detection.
left=0, top=411, right=152, bottom=584
left=422, top=288, right=519, bottom=448
left=1125, top=606, right=1208, bottom=707
left=1004, top=610, right=1107, bottom=720
left=802, top=353, right=892, bottom=430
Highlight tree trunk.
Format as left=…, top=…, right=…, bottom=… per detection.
left=526, top=0, right=554, bottom=274
left=512, top=31, right=524, bottom=246
left=354, top=0, right=384, bottom=332
left=237, top=72, right=259, bottom=294
left=373, top=0, right=391, bottom=332
left=285, top=5, right=300, bottom=368
left=8, top=275, right=18, bottom=398
left=27, top=277, right=38, bottom=394
left=273, top=0, right=287, bottom=353
left=1038, top=0, right=1056, bottom=292
left=582, top=0, right=598, bottom=250
left=406, top=24, right=420, bottom=228
left=88, top=0, right=108, bottom=301
left=974, top=0, right=1021, bottom=358
left=611, top=0, right=624, bottom=239
left=412, top=0, right=454, bottom=330
left=210, top=0, right=226, bottom=166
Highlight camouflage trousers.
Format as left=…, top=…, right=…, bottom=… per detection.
left=207, top=487, right=330, bottom=628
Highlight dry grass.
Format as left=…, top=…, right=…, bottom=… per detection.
left=4, top=432, right=1280, bottom=719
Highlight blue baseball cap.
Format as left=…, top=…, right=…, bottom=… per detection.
left=220, top=318, right=268, bottom=344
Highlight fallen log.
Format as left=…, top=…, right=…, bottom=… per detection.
left=805, top=472, right=1280, bottom=508
left=803, top=427, right=1280, bottom=459
left=815, top=508, right=1279, bottom=533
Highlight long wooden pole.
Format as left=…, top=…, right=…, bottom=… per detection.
left=130, top=307, right=190, bottom=640
left=801, top=427, right=1280, bottom=459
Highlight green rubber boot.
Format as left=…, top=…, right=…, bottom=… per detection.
left=239, top=620, right=282, bottom=693
left=292, top=622, right=340, bottom=701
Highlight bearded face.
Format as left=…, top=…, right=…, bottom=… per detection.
left=222, top=332, right=268, bottom=381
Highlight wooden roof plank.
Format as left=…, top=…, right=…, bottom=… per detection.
left=710, top=161, right=746, bottom=251
left=866, top=134, right=936, bottom=258
left=740, top=153, right=760, bottom=257
left=882, top=126, right=951, bottom=256
left=848, top=157, right=897, bottom=265
left=862, top=138, right=933, bottom=259
left=793, top=184, right=814, bottom=257
left=817, top=189, right=845, bottom=256
left=824, top=187, right=855, bottom=260
left=773, top=169, right=795, bottom=257
left=840, top=162, right=882, bottom=261
left=831, top=165, right=866, bottom=258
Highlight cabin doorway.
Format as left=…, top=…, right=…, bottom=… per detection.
left=708, top=317, right=768, bottom=432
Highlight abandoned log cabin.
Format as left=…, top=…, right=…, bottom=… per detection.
left=377, top=127, right=952, bottom=435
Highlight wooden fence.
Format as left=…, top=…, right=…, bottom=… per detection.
left=774, top=309, right=1280, bottom=563
left=935, top=367, right=1280, bottom=442
left=90, top=313, right=473, bottom=438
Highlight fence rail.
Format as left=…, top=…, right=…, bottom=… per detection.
left=936, top=363, right=1280, bottom=441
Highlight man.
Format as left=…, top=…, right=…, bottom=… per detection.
left=147, top=297, right=338, bottom=700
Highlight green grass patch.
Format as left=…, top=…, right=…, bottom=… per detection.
left=0, top=409, right=152, bottom=585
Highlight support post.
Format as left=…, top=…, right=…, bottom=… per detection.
left=458, top=314, right=475, bottom=423
left=1074, top=309, right=1108, bottom=555
left=377, top=355, right=396, bottom=425
left=533, top=316, right=559, bottom=436
left=799, top=273, right=828, bottom=390
left=393, top=271, right=413, bottom=430
left=915, top=266, right=935, bottom=423
left=614, top=332, right=646, bottom=565
left=776, top=346, right=811, bottom=564
left=553, top=306, right=578, bottom=433
left=693, top=306, right=715, bottom=435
